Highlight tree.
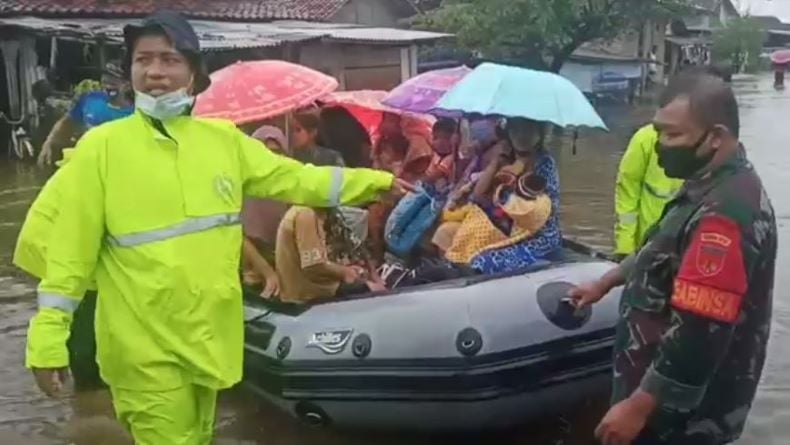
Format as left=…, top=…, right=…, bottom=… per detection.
left=418, top=0, right=690, bottom=72
left=712, top=17, right=766, bottom=73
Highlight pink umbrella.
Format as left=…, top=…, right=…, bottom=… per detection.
left=383, top=65, right=471, bottom=115
left=321, top=90, right=397, bottom=114
left=194, top=60, right=339, bottom=124
left=771, top=50, right=790, bottom=66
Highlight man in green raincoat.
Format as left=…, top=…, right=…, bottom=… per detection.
left=614, top=66, right=732, bottom=258
left=614, top=124, right=683, bottom=256
left=25, top=10, right=407, bottom=445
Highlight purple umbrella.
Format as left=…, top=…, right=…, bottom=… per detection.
left=383, top=66, right=472, bottom=115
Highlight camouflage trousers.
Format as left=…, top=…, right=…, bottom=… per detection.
left=635, top=429, right=731, bottom=445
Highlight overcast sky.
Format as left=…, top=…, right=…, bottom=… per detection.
left=738, top=0, right=790, bottom=22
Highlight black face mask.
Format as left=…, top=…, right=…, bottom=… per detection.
left=657, top=132, right=714, bottom=179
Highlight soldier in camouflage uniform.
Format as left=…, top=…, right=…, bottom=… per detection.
left=570, top=72, right=777, bottom=445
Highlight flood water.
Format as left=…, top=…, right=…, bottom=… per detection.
left=0, top=73, right=787, bottom=444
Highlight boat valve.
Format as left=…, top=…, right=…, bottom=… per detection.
left=276, top=336, right=292, bottom=360
left=456, top=327, right=483, bottom=356
left=295, top=401, right=330, bottom=428
left=352, top=334, right=372, bottom=358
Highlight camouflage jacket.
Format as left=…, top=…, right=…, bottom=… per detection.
left=612, top=147, right=777, bottom=443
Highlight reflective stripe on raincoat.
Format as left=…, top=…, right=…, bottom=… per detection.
left=614, top=125, right=684, bottom=255
left=26, top=112, right=394, bottom=391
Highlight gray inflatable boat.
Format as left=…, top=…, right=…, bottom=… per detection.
left=242, top=240, right=622, bottom=432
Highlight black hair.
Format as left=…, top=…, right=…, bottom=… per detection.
left=319, top=106, right=372, bottom=168
left=659, top=71, right=740, bottom=138
left=123, top=25, right=202, bottom=79
left=433, top=117, right=457, bottom=135
left=32, top=79, right=54, bottom=103
left=378, top=134, right=409, bottom=158
left=123, top=26, right=166, bottom=76
left=293, top=111, right=321, bottom=133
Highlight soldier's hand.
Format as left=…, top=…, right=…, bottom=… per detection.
left=567, top=280, right=608, bottom=309
left=32, top=367, right=70, bottom=398
left=595, top=390, right=656, bottom=445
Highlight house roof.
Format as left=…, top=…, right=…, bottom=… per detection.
left=753, top=15, right=790, bottom=32
left=690, top=0, right=737, bottom=14
left=0, top=0, right=351, bottom=22
left=410, top=0, right=442, bottom=12
left=570, top=48, right=646, bottom=63
left=666, top=35, right=713, bottom=46
left=0, top=16, right=451, bottom=51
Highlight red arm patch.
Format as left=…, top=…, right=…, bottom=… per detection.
left=670, top=215, right=747, bottom=323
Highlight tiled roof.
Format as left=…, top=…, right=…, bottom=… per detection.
left=0, top=0, right=350, bottom=22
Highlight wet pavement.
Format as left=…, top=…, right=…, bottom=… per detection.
left=0, top=73, right=787, bottom=444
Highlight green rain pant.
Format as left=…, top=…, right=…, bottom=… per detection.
left=111, top=384, right=218, bottom=445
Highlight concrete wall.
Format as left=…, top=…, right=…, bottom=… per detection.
left=332, top=0, right=404, bottom=27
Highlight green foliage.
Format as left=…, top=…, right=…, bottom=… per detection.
left=418, top=0, right=690, bottom=72
left=712, top=17, right=766, bottom=73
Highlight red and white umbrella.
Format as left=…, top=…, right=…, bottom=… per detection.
left=194, top=60, right=339, bottom=124
left=319, top=90, right=434, bottom=147
left=321, top=90, right=399, bottom=114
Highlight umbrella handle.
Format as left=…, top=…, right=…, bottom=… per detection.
left=572, top=130, right=579, bottom=156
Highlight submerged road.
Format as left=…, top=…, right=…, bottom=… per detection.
left=0, top=73, right=786, bottom=444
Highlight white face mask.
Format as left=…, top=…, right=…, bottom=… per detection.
left=135, top=88, right=194, bottom=121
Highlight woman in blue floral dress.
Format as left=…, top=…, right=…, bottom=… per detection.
left=469, top=118, right=562, bottom=274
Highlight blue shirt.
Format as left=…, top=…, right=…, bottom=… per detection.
left=69, top=91, right=133, bottom=129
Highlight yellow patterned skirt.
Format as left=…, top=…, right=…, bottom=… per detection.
left=444, top=196, right=552, bottom=264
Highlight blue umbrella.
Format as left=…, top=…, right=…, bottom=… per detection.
left=432, top=63, right=608, bottom=130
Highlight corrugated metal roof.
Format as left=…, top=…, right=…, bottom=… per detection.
left=315, top=27, right=451, bottom=44
left=666, top=35, right=714, bottom=46
left=571, top=48, right=645, bottom=63
left=0, top=16, right=449, bottom=50
left=199, top=35, right=320, bottom=51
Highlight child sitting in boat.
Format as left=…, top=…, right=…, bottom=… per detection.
left=275, top=205, right=385, bottom=304
left=423, top=118, right=459, bottom=188
left=373, top=133, right=409, bottom=176
left=433, top=118, right=562, bottom=274
left=469, top=118, right=562, bottom=273
left=438, top=172, right=552, bottom=265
